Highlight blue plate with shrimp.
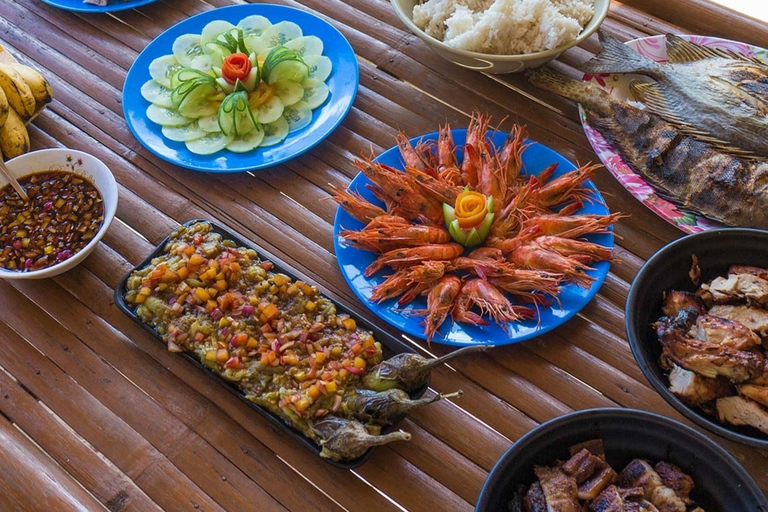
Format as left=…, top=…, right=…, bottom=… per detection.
left=39, top=0, right=157, bottom=12
left=332, top=129, right=615, bottom=347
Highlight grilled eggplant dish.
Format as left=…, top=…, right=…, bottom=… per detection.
left=655, top=265, right=768, bottom=436
left=123, top=221, right=473, bottom=461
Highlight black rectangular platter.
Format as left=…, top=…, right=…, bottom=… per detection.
left=114, top=219, right=426, bottom=469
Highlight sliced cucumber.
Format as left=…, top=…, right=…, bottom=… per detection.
left=146, top=104, right=193, bottom=127
left=262, top=21, right=303, bottom=47
left=190, top=53, right=216, bottom=73
left=272, top=79, right=304, bottom=106
left=200, top=20, right=236, bottom=47
left=227, top=126, right=265, bottom=153
left=261, top=117, right=290, bottom=146
left=283, top=101, right=312, bottom=133
left=172, top=34, right=204, bottom=67
left=284, top=36, right=324, bottom=58
left=266, top=59, right=309, bottom=84
left=244, top=34, right=271, bottom=57
left=255, top=95, right=285, bottom=124
left=217, top=91, right=258, bottom=137
left=141, top=80, right=174, bottom=108
left=197, top=114, right=221, bottom=132
left=186, top=131, right=234, bottom=155
left=178, top=83, right=219, bottom=118
left=149, top=55, right=183, bottom=89
left=162, top=121, right=206, bottom=142
left=237, top=15, right=272, bottom=37
left=170, top=68, right=215, bottom=89
left=301, top=78, right=330, bottom=109
left=303, top=55, right=332, bottom=82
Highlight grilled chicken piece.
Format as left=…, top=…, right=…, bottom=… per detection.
left=716, top=395, right=768, bottom=434
left=707, top=305, right=768, bottom=336
left=688, top=314, right=762, bottom=351
left=579, top=466, right=618, bottom=501
left=590, top=485, right=623, bottom=512
left=668, top=364, right=731, bottom=405
left=534, top=465, right=581, bottom=512
left=618, top=460, right=686, bottom=512
left=662, top=291, right=705, bottom=317
left=654, top=461, right=694, bottom=505
left=697, top=273, right=768, bottom=306
left=729, top=265, right=768, bottom=281
left=737, top=383, right=768, bottom=407
left=659, top=326, right=764, bottom=382
left=747, top=360, right=768, bottom=385
left=524, top=481, right=550, bottom=512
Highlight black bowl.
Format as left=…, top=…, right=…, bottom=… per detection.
left=475, top=408, right=767, bottom=512
left=625, top=228, right=768, bottom=449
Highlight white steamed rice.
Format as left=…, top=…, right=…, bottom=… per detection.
left=412, top=0, right=594, bottom=55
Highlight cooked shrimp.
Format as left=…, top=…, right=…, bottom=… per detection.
left=453, top=278, right=535, bottom=328
left=364, top=243, right=464, bottom=277
left=328, top=184, right=386, bottom=223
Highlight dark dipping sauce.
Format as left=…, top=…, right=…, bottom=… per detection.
left=0, top=170, right=104, bottom=272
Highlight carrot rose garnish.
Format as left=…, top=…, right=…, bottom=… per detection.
left=443, top=188, right=494, bottom=247
left=221, top=53, right=252, bottom=85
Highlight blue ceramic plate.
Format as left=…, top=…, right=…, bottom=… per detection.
left=40, top=0, right=156, bottom=13
left=333, top=130, right=613, bottom=346
left=123, top=4, right=359, bottom=173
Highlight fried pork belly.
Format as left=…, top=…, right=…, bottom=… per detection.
left=668, top=364, right=731, bottom=405
left=523, top=481, right=548, bottom=512
left=653, top=461, right=694, bottom=505
left=697, top=273, right=768, bottom=306
left=737, top=383, right=768, bottom=407
left=659, top=327, right=764, bottom=382
left=562, top=448, right=603, bottom=483
left=662, top=290, right=705, bottom=317
left=579, top=466, right=618, bottom=501
left=617, top=460, right=686, bottom=512
left=569, top=439, right=607, bottom=459
left=716, top=395, right=768, bottom=434
left=534, top=465, right=581, bottom=512
left=706, top=305, right=768, bottom=336
left=623, top=501, right=660, bottom=512
left=590, top=485, right=623, bottom=512
left=688, top=314, right=762, bottom=351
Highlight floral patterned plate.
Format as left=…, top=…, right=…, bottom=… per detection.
left=581, top=35, right=768, bottom=233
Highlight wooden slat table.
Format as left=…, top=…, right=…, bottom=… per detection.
left=1, top=0, right=766, bottom=510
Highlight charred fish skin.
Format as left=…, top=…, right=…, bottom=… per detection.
left=580, top=30, right=768, bottom=158
left=527, top=67, right=768, bottom=229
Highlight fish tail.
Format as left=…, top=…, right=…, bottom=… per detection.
left=580, top=29, right=662, bottom=77
left=526, top=67, right=616, bottom=117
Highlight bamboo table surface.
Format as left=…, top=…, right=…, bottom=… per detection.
left=1, top=0, right=766, bottom=510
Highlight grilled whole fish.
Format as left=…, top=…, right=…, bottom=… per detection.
left=527, top=67, right=768, bottom=228
left=580, top=30, right=768, bottom=158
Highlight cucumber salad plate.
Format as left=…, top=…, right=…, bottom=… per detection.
left=123, top=4, right=359, bottom=172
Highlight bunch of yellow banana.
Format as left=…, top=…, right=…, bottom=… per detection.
left=0, top=61, right=53, bottom=161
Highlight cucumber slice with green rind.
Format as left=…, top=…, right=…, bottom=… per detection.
left=162, top=121, right=206, bottom=142
left=255, top=95, right=285, bottom=124
left=141, top=80, right=174, bottom=108
left=149, top=55, right=183, bottom=89
left=303, top=55, right=332, bottom=82
left=284, top=36, right=324, bottom=58
left=227, top=126, right=266, bottom=153
left=261, top=116, right=290, bottom=146
left=272, top=80, right=304, bottom=106
left=266, top=59, right=309, bottom=85
left=261, top=21, right=303, bottom=47
left=283, top=100, right=312, bottom=133
left=301, top=78, right=330, bottom=109
left=237, top=15, right=272, bottom=37
left=185, top=131, right=234, bottom=155
left=244, top=35, right=270, bottom=57
left=218, top=91, right=258, bottom=137
left=200, top=20, right=236, bottom=47
left=172, top=34, right=205, bottom=67
left=178, top=83, right=219, bottom=118
left=147, top=104, right=194, bottom=127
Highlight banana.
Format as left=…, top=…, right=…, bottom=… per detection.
left=0, top=85, right=8, bottom=127
left=0, top=63, right=36, bottom=121
left=0, top=108, right=30, bottom=159
left=9, top=63, right=53, bottom=114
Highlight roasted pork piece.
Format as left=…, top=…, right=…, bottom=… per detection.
left=517, top=440, right=703, bottom=512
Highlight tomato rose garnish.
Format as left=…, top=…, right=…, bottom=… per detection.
left=221, top=53, right=252, bottom=85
